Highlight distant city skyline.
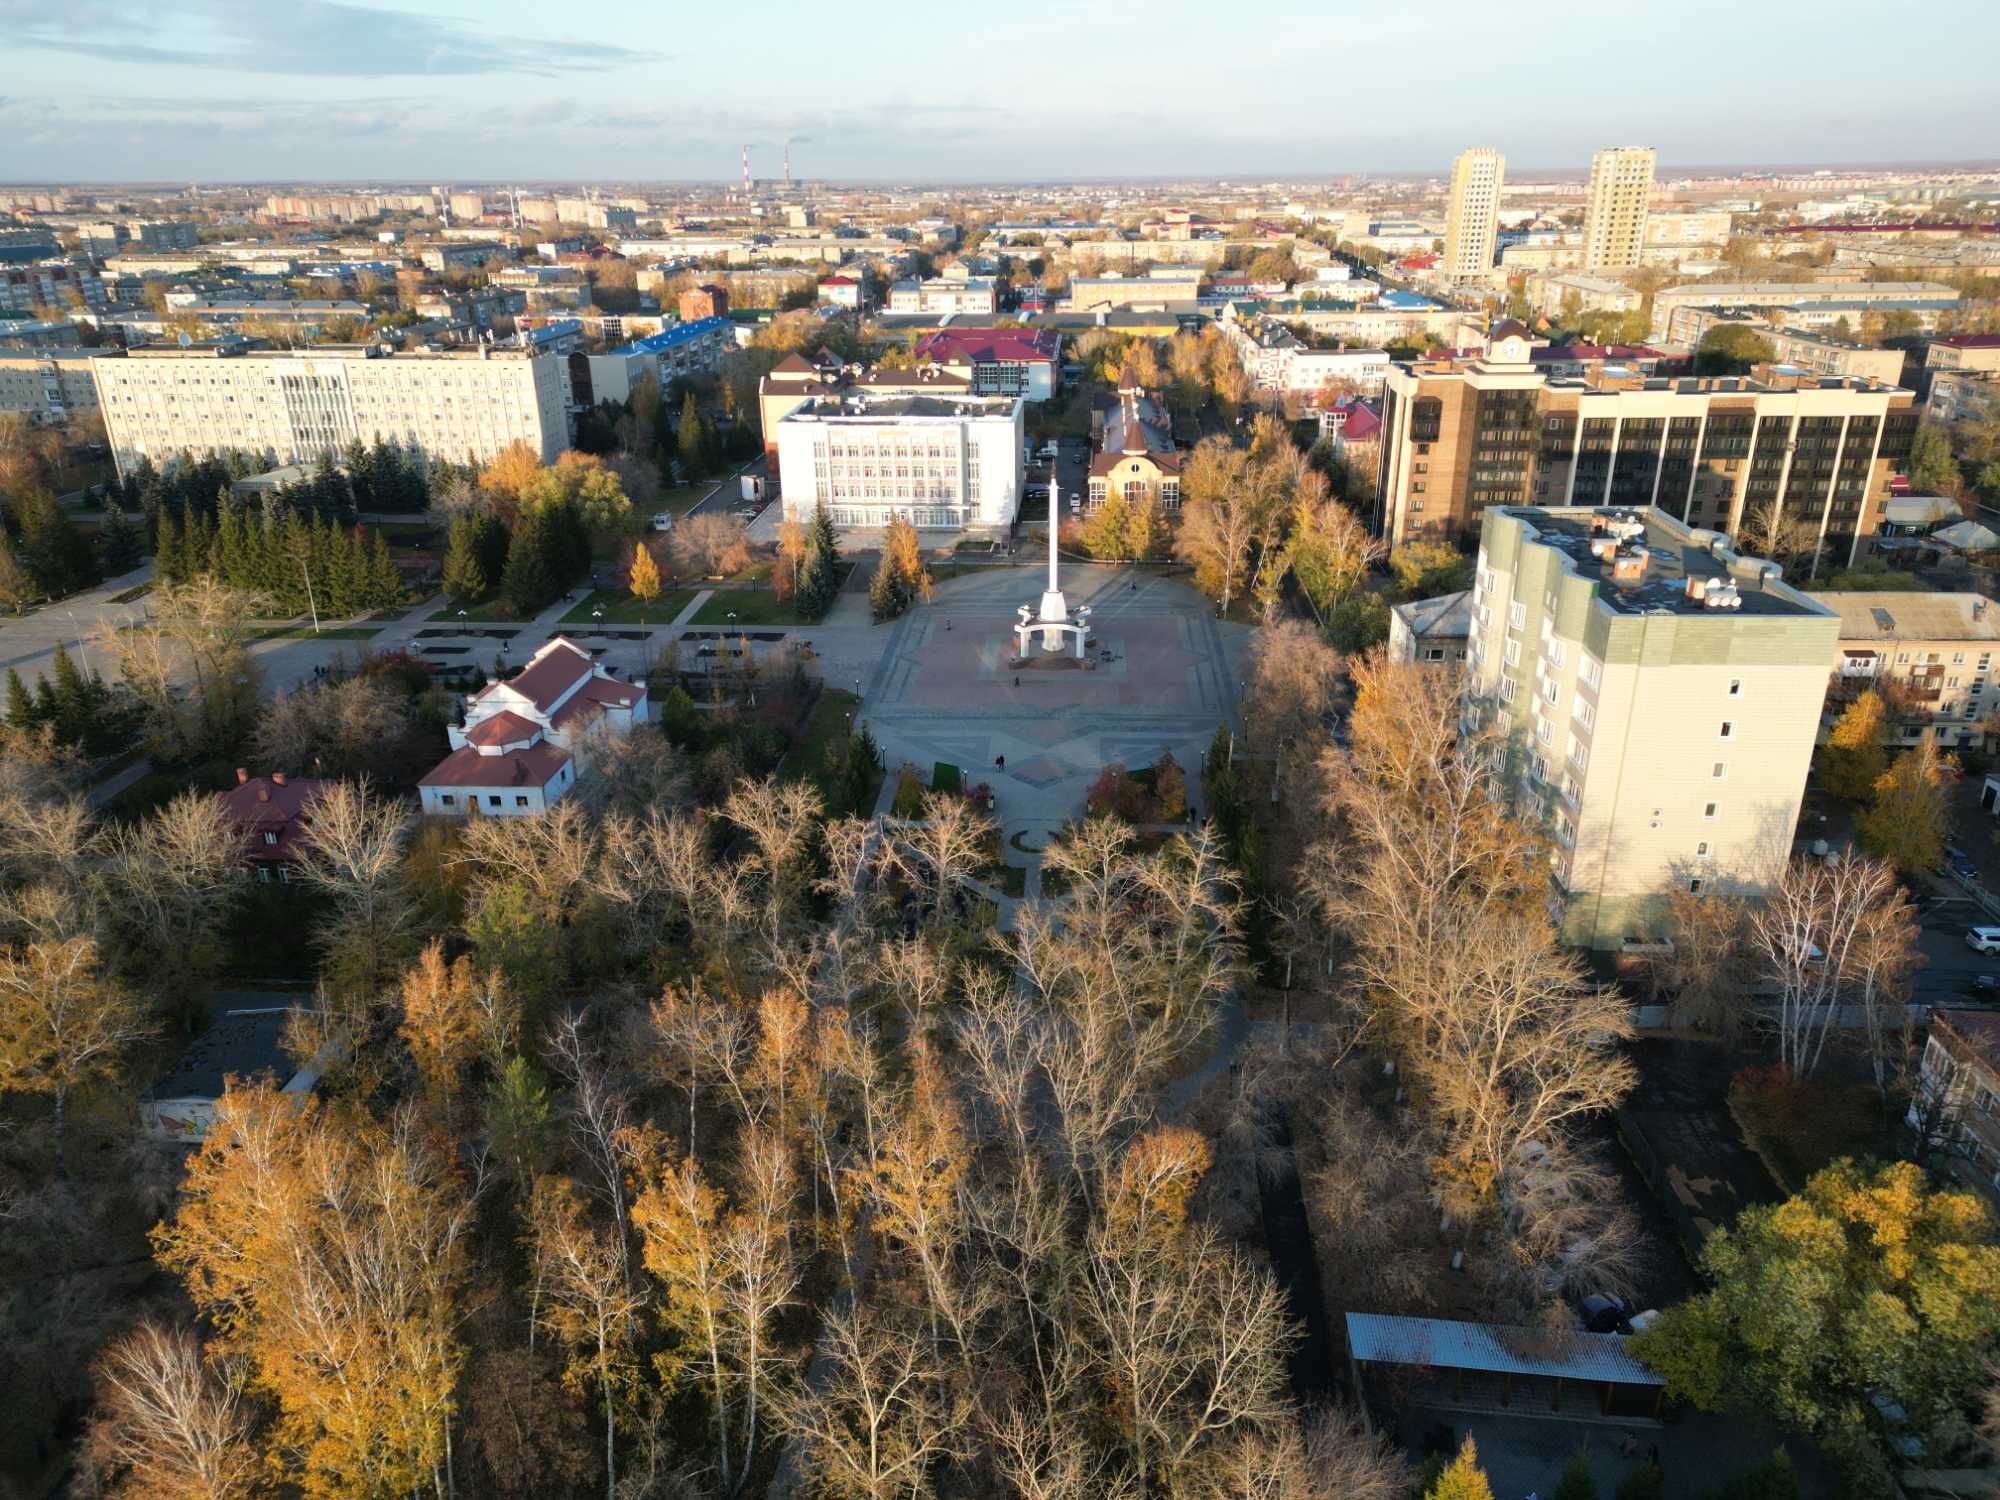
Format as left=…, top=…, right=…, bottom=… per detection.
left=2, top=0, right=1997, bottom=183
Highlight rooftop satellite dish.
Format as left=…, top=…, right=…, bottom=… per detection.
left=177, top=332, right=193, bottom=348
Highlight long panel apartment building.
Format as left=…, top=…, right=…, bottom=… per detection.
left=774, top=392, right=1023, bottom=533
left=1376, top=323, right=1917, bottom=565
left=93, top=343, right=568, bottom=479
left=1467, top=503, right=1840, bottom=949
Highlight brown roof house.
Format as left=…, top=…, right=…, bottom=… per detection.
left=1087, top=378, right=1184, bottom=512
left=215, top=771, right=330, bottom=881
left=419, top=637, right=647, bottom=817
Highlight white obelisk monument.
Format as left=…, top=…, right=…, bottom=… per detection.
left=1015, top=477, right=1091, bottom=658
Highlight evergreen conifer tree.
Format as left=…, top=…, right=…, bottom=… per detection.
left=501, top=508, right=558, bottom=616
left=677, top=390, right=708, bottom=479
left=442, top=516, right=490, bottom=602
left=5, top=667, right=37, bottom=728
left=367, top=532, right=401, bottom=607
left=155, top=507, right=183, bottom=583
left=99, top=501, right=141, bottom=574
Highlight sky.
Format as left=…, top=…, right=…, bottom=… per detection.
left=2, top=0, right=1997, bottom=185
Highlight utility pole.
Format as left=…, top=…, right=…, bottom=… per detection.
left=300, top=557, right=321, bottom=634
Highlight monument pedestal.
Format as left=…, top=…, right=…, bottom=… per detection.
left=1016, top=482, right=1091, bottom=658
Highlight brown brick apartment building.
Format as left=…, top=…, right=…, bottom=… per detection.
left=1377, top=322, right=1918, bottom=569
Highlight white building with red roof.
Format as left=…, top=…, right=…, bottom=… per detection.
left=911, top=327, right=1060, bottom=400
left=419, top=637, right=647, bottom=817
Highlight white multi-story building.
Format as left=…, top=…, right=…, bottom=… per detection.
left=1581, top=147, right=1657, bottom=271
left=93, top=343, right=568, bottom=479
left=1442, top=148, right=1505, bottom=281
left=1466, top=503, right=1840, bottom=949
left=775, top=392, right=1024, bottom=533
left=886, top=276, right=998, bottom=315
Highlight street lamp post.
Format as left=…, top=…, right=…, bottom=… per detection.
left=66, top=610, right=91, bottom=678
left=300, top=559, right=321, bottom=634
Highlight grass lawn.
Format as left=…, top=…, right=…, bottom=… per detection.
left=428, top=596, right=527, bottom=624
left=989, top=863, right=1028, bottom=898
left=781, top=689, right=882, bottom=811
left=251, top=625, right=385, bottom=641
left=559, top=588, right=696, bottom=625
left=657, top=482, right=716, bottom=517
left=691, top=588, right=802, bottom=627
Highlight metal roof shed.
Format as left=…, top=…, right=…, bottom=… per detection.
left=1345, top=1312, right=1665, bottom=1422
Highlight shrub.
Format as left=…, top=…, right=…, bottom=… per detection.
left=890, top=764, right=926, bottom=819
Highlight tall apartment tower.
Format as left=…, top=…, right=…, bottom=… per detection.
left=1465, top=503, right=1839, bottom=948
left=1442, top=148, right=1505, bottom=281
left=1581, top=146, right=1656, bottom=271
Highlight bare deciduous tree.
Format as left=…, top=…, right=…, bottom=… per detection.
left=87, top=1320, right=261, bottom=1500
left=1752, top=850, right=1913, bottom=1079
left=766, top=1299, right=966, bottom=1500
left=528, top=1174, right=646, bottom=1500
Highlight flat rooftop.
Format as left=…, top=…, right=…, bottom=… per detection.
left=144, top=1004, right=301, bottom=1102
left=784, top=393, right=1019, bottom=421
left=1501, top=506, right=1828, bottom=619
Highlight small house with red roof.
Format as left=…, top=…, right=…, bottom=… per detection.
left=419, top=637, right=647, bottom=817
left=911, top=327, right=1060, bottom=401
left=817, top=275, right=862, bottom=310
left=215, top=771, right=331, bottom=880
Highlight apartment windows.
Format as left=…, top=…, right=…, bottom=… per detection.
left=1566, top=734, right=1588, bottom=769
left=1712, top=762, right=1728, bottom=780
left=1536, top=718, right=1554, bottom=745
left=1578, top=655, right=1602, bottom=691
left=1573, top=698, right=1596, bottom=730
left=1704, top=802, right=1719, bottom=820
left=1719, top=721, right=1735, bottom=740
left=1509, top=601, right=1526, bottom=630
left=1542, top=678, right=1559, bottom=706
left=1695, top=841, right=1713, bottom=860
left=1504, top=639, right=1521, bottom=667
left=1687, top=876, right=1705, bottom=894
left=1727, top=678, right=1742, bottom=697
left=1546, top=640, right=1566, bottom=669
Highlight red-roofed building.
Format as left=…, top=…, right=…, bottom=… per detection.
left=419, top=637, right=648, bottom=817
left=817, top=275, right=863, bottom=310
left=215, top=771, right=331, bottom=879
left=912, top=327, right=1060, bottom=400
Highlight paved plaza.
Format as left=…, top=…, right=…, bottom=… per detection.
left=859, top=564, right=1254, bottom=838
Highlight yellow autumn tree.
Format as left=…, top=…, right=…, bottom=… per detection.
left=152, top=1082, right=473, bottom=1499
left=396, top=938, right=499, bottom=1104
left=1818, top=689, right=1889, bottom=802
left=629, top=540, right=662, bottom=613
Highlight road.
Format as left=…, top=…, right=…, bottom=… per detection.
left=1915, top=886, right=2000, bottom=1005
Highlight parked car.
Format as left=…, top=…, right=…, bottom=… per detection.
left=1967, top=927, right=2000, bottom=955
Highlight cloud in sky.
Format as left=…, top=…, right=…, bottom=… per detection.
left=0, top=0, right=654, bottom=76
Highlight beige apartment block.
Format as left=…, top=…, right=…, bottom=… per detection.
left=1467, top=504, right=1840, bottom=949
left=1807, top=591, right=2000, bottom=751
left=93, top=344, right=568, bottom=479
left=1376, top=324, right=1917, bottom=566
left=1581, top=147, right=1656, bottom=271
left=1442, top=148, right=1505, bottom=282
left=0, top=348, right=120, bottom=423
